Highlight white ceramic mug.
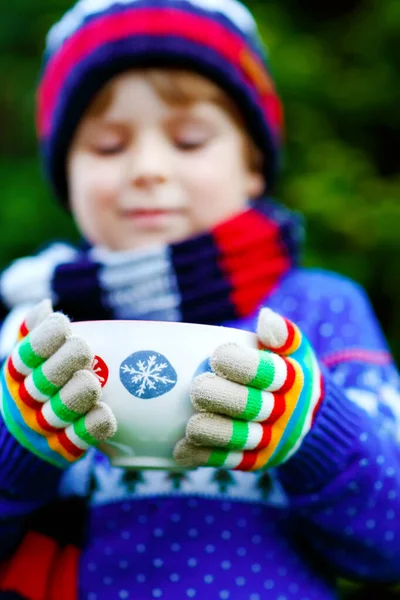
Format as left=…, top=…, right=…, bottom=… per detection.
left=71, top=320, right=257, bottom=469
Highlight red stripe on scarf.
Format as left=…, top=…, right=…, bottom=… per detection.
left=214, top=210, right=291, bottom=317
left=48, top=545, right=79, bottom=600
left=0, top=533, right=79, bottom=600
left=0, top=531, right=57, bottom=600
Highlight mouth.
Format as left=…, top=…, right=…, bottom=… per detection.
left=120, top=208, right=184, bottom=228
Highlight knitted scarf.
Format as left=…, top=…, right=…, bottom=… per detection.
left=0, top=498, right=86, bottom=600
left=0, top=198, right=301, bottom=599
left=0, top=199, right=301, bottom=333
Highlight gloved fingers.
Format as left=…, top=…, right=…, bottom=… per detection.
left=173, top=438, right=220, bottom=469
left=21, top=336, right=93, bottom=405
left=47, top=402, right=117, bottom=461
left=9, top=312, right=72, bottom=380
left=210, top=343, right=296, bottom=393
left=74, top=402, right=117, bottom=443
left=173, top=439, right=260, bottom=471
left=21, top=299, right=54, bottom=338
left=186, top=412, right=274, bottom=451
left=257, top=308, right=303, bottom=356
left=191, top=372, right=286, bottom=423
left=38, top=370, right=102, bottom=432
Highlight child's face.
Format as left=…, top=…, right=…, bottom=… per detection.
left=67, top=70, right=264, bottom=251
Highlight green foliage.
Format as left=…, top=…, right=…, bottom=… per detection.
left=249, top=0, right=400, bottom=360
left=0, top=0, right=399, bottom=360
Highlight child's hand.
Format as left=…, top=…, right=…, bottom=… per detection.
left=0, top=300, right=116, bottom=469
left=174, top=308, right=323, bottom=471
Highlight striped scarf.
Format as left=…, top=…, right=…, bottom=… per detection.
left=0, top=497, right=86, bottom=600
left=0, top=199, right=301, bottom=337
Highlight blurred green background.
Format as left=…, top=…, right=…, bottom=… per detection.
left=0, top=0, right=399, bottom=360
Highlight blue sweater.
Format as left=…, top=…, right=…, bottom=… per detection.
left=0, top=203, right=399, bottom=598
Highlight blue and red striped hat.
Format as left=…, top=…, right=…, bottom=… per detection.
left=37, top=0, right=284, bottom=202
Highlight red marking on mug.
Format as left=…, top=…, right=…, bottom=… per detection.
left=92, top=355, right=109, bottom=387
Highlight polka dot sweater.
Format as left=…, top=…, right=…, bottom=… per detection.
left=0, top=204, right=399, bottom=599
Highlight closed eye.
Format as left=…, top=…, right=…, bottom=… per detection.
left=93, top=143, right=126, bottom=155
left=174, top=138, right=208, bottom=151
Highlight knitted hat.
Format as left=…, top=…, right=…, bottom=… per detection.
left=37, top=0, right=284, bottom=203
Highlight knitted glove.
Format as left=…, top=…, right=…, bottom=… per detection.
left=174, top=308, right=324, bottom=470
left=0, top=300, right=116, bottom=469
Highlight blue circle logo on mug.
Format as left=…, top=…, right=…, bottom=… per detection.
left=120, top=351, right=178, bottom=399
left=193, top=357, right=212, bottom=378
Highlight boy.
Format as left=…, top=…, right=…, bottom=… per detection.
left=0, top=1, right=399, bottom=599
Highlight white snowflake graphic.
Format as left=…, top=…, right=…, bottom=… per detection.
left=92, top=356, right=107, bottom=385
left=121, top=353, right=176, bottom=398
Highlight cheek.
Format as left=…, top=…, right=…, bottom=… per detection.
left=190, top=138, right=249, bottom=193
left=182, top=145, right=250, bottom=228
left=68, top=157, right=121, bottom=244
left=69, top=157, right=119, bottom=212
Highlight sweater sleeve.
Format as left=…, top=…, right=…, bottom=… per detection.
left=0, top=413, right=64, bottom=559
left=274, top=271, right=400, bottom=582
left=0, top=307, right=64, bottom=560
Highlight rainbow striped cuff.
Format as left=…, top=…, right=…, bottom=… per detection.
left=0, top=360, right=97, bottom=469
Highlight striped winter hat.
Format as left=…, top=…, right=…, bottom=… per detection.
left=37, top=0, right=284, bottom=202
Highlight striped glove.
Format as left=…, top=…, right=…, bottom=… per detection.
left=174, top=308, right=324, bottom=471
left=0, top=300, right=116, bottom=469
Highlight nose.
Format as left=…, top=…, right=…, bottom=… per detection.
left=129, top=133, right=170, bottom=189
left=133, top=172, right=166, bottom=188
